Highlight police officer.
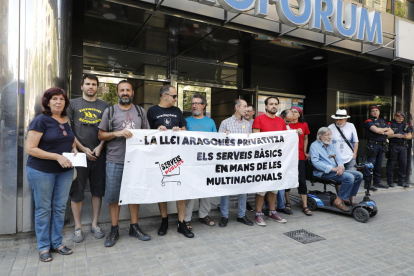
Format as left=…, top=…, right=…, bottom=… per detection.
left=405, top=115, right=413, bottom=184
left=364, top=105, right=394, bottom=191
left=386, top=111, right=412, bottom=188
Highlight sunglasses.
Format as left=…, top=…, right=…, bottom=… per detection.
left=59, top=124, right=68, bottom=136
left=165, top=93, right=178, bottom=99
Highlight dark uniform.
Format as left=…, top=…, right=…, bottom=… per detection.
left=405, top=123, right=413, bottom=183
left=364, top=116, right=389, bottom=188
left=386, top=118, right=412, bottom=187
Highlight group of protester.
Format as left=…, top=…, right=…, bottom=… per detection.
left=25, top=74, right=412, bottom=262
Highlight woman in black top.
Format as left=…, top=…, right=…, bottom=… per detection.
left=25, top=88, right=77, bottom=262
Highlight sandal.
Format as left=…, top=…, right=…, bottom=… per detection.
left=285, top=202, right=292, bottom=210
left=51, top=246, right=73, bottom=255
left=198, top=216, right=215, bottom=226
left=302, top=207, right=312, bottom=216
left=184, top=221, right=192, bottom=230
left=39, top=251, right=53, bottom=262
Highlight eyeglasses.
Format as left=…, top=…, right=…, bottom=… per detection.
left=59, top=124, right=68, bottom=136
left=190, top=102, right=203, bottom=106
left=165, top=93, right=178, bottom=99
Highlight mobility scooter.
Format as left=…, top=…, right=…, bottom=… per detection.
left=304, top=161, right=378, bottom=223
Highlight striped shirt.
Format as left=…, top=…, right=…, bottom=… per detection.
left=219, top=115, right=251, bottom=134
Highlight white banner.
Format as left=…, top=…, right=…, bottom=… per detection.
left=119, top=130, right=299, bottom=204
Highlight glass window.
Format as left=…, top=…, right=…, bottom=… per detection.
left=337, top=91, right=392, bottom=165
left=363, top=0, right=394, bottom=14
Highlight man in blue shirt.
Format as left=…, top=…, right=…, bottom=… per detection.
left=310, top=127, right=363, bottom=211
left=184, top=94, right=217, bottom=229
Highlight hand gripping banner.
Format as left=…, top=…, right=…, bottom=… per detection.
left=119, top=130, right=299, bottom=204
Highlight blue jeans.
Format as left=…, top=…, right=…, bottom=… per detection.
left=27, top=166, right=74, bottom=252
left=321, top=170, right=363, bottom=200
left=277, top=190, right=285, bottom=209
left=220, top=194, right=246, bottom=218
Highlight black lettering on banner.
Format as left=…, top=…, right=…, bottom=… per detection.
left=197, top=152, right=213, bottom=161
left=182, top=137, right=189, bottom=145
left=190, top=137, right=197, bottom=145
left=203, top=138, right=210, bottom=145
left=197, top=138, right=204, bottom=145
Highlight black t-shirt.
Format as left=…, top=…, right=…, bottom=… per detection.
left=147, top=105, right=186, bottom=129
left=67, top=98, right=109, bottom=150
left=27, top=114, right=76, bottom=173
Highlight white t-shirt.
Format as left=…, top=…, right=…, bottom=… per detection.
left=328, top=122, right=359, bottom=164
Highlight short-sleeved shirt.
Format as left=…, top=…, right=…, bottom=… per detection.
left=99, top=104, right=149, bottom=164
left=289, top=121, right=310, bottom=160
left=67, top=97, right=109, bottom=150
left=147, top=105, right=186, bottom=129
left=186, top=116, right=217, bottom=132
left=27, top=114, right=76, bottom=173
left=219, top=115, right=251, bottom=134
left=388, top=119, right=412, bottom=143
left=328, top=122, right=358, bottom=164
left=252, top=114, right=287, bottom=132
left=364, top=117, right=389, bottom=142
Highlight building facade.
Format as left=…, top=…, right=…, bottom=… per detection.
left=1, top=0, right=414, bottom=234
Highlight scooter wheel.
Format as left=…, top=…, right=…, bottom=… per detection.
left=369, top=210, right=378, bottom=217
left=307, top=197, right=317, bottom=211
left=353, top=207, right=370, bottom=223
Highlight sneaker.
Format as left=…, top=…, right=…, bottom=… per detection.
left=254, top=213, right=266, bottom=226
left=129, top=224, right=151, bottom=241
left=104, top=226, right=119, bottom=247
left=268, top=211, right=287, bottom=223
left=72, top=228, right=84, bottom=243
left=177, top=221, right=194, bottom=238
left=91, top=226, right=105, bottom=239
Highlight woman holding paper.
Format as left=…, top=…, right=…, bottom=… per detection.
left=25, top=87, right=77, bottom=262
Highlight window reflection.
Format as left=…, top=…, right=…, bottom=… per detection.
left=364, top=0, right=394, bottom=14
left=337, top=91, right=392, bottom=166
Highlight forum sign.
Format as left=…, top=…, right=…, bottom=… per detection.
left=198, top=0, right=383, bottom=45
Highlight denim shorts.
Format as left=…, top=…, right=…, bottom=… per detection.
left=105, top=161, right=124, bottom=204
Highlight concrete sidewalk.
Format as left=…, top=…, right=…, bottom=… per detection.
left=1, top=185, right=413, bottom=276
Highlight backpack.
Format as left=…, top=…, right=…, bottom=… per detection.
left=107, top=105, right=147, bottom=132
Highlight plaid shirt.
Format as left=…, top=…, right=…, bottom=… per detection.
left=219, top=115, right=251, bottom=134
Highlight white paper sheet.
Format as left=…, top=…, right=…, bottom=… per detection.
left=63, top=153, right=87, bottom=167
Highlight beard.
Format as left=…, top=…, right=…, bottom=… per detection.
left=322, top=139, right=332, bottom=145
left=84, top=90, right=97, bottom=97
left=266, top=109, right=277, bottom=115
left=192, top=110, right=202, bottom=116
left=118, top=96, right=133, bottom=105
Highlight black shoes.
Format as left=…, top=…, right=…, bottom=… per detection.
left=246, top=202, right=254, bottom=212
left=237, top=216, right=254, bottom=226
left=369, top=186, right=378, bottom=191
left=129, top=223, right=151, bottom=241
left=219, top=217, right=228, bottom=228
left=398, top=182, right=410, bottom=188
left=388, top=183, right=394, bottom=188
left=276, top=208, right=293, bottom=215
left=158, top=217, right=169, bottom=236
left=373, top=183, right=389, bottom=189
left=177, top=221, right=194, bottom=238
left=104, top=226, right=119, bottom=247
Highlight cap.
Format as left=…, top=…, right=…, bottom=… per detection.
left=395, top=111, right=405, bottom=118
left=370, top=105, right=380, bottom=110
left=291, top=106, right=303, bottom=115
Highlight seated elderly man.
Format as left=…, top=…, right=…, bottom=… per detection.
left=309, top=127, right=363, bottom=211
